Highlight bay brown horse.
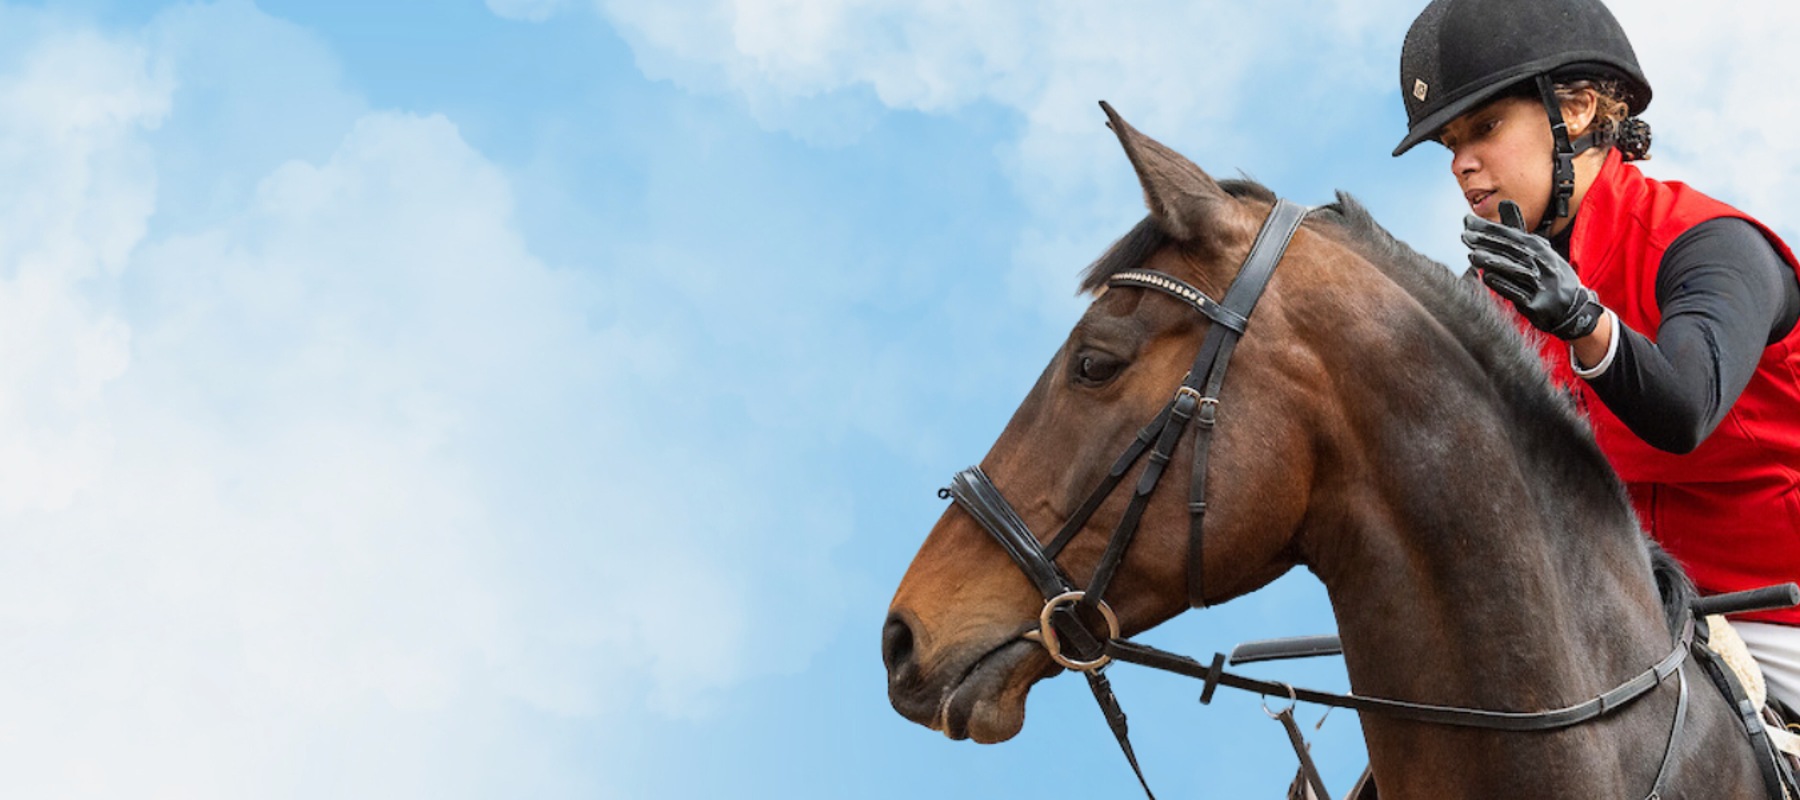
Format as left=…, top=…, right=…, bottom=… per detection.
left=883, top=104, right=1768, bottom=798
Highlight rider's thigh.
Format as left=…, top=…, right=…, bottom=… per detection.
left=1736, top=620, right=1800, bottom=712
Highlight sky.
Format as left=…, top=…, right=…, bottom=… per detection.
left=0, top=1, right=1796, bottom=797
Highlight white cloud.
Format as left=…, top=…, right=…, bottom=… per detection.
left=0, top=3, right=852, bottom=795
left=1611, top=1, right=1800, bottom=242
left=576, top=0, right=1800, bottom=319
left=0, top=27, right=165, bottom=513
left=577, top=0, right=1422, bottom=314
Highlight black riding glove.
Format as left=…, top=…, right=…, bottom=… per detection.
left=1462, top=200, right=1605, bottom=341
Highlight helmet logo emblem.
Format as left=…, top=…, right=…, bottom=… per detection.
left=1413, top=79, right=1429, bottom=102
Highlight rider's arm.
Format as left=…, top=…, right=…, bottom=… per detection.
left=1579, top=217, right=1800, bottom=453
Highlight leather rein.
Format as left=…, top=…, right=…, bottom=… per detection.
left=937, top=198, right=1696, bottom=800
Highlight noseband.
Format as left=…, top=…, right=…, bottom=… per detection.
left=936, top=198, right=1712, bottom=800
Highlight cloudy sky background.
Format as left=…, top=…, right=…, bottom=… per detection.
left=1, top=0, right=1795, bottom=797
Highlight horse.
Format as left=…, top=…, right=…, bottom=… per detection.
left=882, top=102, right=1774, bottom=798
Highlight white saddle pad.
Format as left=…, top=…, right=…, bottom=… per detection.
left=1708, top=615, right=1800, bottom=759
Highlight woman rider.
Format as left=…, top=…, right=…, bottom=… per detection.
left=1394, top=0, right=1800, bottom=713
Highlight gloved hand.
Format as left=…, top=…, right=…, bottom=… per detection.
left=1463, top=200, right=1605, bottom=340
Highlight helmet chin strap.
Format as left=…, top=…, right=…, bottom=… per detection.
left=1535, top=74, right=1577, bottom=237
left=1534, top=74, right=1602, bottom=237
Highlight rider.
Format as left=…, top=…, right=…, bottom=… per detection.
left=1393, top=0, right=1800, bottom=712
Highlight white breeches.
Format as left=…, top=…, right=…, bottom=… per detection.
left=1736, top=620, right=1800, bottom=712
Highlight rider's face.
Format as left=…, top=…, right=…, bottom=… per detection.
left=1439, top=96, right=1554, bottom=228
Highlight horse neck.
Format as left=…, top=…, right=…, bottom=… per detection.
left=1295, top=282, right=1674, bottom=784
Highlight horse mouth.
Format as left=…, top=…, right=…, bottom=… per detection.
left=933, top=637, right=1056, bottom=743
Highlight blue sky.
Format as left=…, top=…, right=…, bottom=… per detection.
left=1, top=1, right=1795, bottom=797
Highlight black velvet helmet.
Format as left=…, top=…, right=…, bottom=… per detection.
left=1393, top=0, right=1651, bottom=156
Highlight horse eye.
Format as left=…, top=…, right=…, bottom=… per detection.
left=1076, top=354, right=1124, bottom=385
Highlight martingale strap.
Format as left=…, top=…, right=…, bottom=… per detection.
left=1106, top=615, right=1699, bottom=800
left=1104, top=620, right=1694, bottom=733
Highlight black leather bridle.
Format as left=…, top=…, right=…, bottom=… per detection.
left=941, top=197, right=1307, bottom=797
left=937, top=198, right=1712, bottom=800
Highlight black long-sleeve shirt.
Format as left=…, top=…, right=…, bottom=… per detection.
left=1552, top=217, right=1800, bottom=453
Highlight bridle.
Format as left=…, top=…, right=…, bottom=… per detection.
left=945, top=197, right=1308, bottom=646
left=936, top=198, right=1704, bottom=800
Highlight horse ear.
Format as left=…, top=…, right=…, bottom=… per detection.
left=1100, top=101, right=1243, bottom=244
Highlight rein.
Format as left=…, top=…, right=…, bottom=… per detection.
left=937, top=198, right=1700, bottom=800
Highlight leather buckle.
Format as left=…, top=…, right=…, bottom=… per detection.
left=1196, top=397, right=1220, bottom=427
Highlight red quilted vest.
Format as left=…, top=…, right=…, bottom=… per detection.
left=1535, top=149, right=1800, bottom=624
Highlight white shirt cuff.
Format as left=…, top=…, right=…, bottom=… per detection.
left=1570, top=309, right=1620, bottom=379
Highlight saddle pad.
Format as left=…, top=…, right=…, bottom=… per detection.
left=1710, top=614, right=1769, bottom=711
left=1704, top=617, right=1800, bottom=783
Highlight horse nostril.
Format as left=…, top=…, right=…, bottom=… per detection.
left=882, top=612, right=916, bottom=675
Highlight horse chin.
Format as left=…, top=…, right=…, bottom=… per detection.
left=934, top=638, right=1055, bottom=743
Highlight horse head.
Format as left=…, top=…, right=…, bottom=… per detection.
left=883, top=103, right=1382, bottom=743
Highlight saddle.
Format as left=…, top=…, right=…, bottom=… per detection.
left=1692, top=613, right=1800, bottom=800
left=1768, top=700, right=1800, bottom=800
left=1705, top=614, right=1800, bottom=764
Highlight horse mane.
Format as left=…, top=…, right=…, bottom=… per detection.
left=1080, top=179, right=1592, bottom=451
left=1303, top=188, right=1592, bottom=449
left=1081, top=180, right=1693, bottom=637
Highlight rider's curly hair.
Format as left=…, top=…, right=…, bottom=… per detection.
left=1554, top=77, right=1652, bottom=161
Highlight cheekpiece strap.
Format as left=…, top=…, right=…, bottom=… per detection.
left=1187, top=198, right=1308, bottom=608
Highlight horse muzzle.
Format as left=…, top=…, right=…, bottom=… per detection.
left=883, top=609, right=1054, bottom=742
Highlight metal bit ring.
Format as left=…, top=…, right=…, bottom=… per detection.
left=1038, top=591, right=1121, bottom=672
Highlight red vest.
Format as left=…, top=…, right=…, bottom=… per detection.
left=1533, top=150, right=1800, bottom=624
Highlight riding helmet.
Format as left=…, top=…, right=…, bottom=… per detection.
left=1392, top=0, right=1651, bottom=156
